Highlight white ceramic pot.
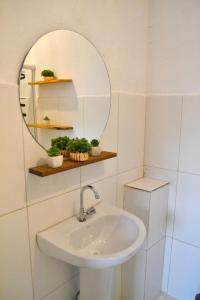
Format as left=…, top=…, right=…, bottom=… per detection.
left=91, top=146, right=101, bottom=156
left=48, top=155, right=63, bottom=168
left=70, top=152, right=89, bottom=162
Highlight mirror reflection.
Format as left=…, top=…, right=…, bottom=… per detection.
left=19, top=30, right=111, bottom=150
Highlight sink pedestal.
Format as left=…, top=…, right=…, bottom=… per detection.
left=80, top=267, right=114, bottom=300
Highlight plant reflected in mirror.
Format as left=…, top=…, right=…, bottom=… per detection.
left=19, top=30, right=111, bottom=151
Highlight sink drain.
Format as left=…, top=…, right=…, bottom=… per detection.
left=91, top=249, right=101, bottom=255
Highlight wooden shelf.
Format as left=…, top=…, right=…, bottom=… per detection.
left=28, top=124, right=73, bottom=130
left=28, top=79, right=72, bottom=85
left=29, top=151, right=117, bottom=177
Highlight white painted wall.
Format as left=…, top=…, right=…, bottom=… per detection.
left=145, top=1, right=200, bottom=299
left=0, top=1, right=148, bottom=299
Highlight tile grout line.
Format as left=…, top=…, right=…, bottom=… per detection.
left=166, top=95, right=184, bottom=294
left=40, top=272, right=79, bottom=300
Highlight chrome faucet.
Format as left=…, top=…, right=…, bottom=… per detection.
left=78, top=185, right=100, bottom=222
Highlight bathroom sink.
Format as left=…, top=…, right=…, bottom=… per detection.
left=37, top=202, right=146, bottom=269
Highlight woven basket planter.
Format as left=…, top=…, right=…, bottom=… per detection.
left=70, top=152, right=89, bottom=162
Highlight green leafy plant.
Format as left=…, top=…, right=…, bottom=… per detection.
left=91, top=139, right=99, bottom=147
left=47, top=146, right=61, bottom=157
left=51, top=136, right=70, bottom=150
left=41, top=69, right=54, bottom=77
left=67, top=138, right=92, bottom=153
left=43, top=116, right=50, bottom=121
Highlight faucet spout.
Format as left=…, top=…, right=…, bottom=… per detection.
left=78, top=185, right=100, bottom=222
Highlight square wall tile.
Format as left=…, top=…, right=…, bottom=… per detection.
left=0, top=84, right=26, bottom=215
left=145, top=96, right=182, bottom=170
left=174, top=172, right=200, bottom=247
left=144, top=166, right=178, bottom=237
left=179, top=96, right=200, bottom=174
left=26, top=168, right=80, bottom=205
left=168, top=240, right=200, bottom=300
left=81, top=157, right=117, bottom=186
left=0, top=209, right=33, bottom=300
left=117, top=167, right=143, bottom=208
left=118, top=94, right=145, bottom=173
left=100, top=93, right=118, bottom=152
left=28, top=189, right=80, bottom=299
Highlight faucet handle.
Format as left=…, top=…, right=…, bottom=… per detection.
left=86, top=206, right=96, bottom=216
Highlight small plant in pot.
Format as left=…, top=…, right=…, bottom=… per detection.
left=51, top=136, right=71, bottom=158
left=91, top=139, right=101, bottom=156
left=41, top=69, right=55, bottom=81
left=47, top=146, right=63, bottom=168
left=43, top=115, right=50, bottom=125
left=67, top=138, right=92, bottom=162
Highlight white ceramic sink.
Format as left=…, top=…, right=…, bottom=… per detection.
left=37, top=202, right=146, bottom=269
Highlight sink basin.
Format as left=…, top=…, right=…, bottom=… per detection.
left=37, top=202, right=146, bottom=269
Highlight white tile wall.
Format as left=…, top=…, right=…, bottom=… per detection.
left=168, top=240, right=200, bottom=300
left=0, top=84, right=26, bottom=216
left=80, top=157, right=117, bottom=186
left=162, top=237, right=173, bottom=293
left=145, top=96, right=182, bottom=170
left=0, top=209, right=33, bottom=300
left=118, top=94, right=145, bottom=173
left=174, top=172, right=200, bottom=247
left=145, top=95, right=200, bottom=299
left=117, top=167, right=144, bottom=208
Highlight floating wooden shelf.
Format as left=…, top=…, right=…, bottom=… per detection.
left=28, top=79, right=72, bottom=85
left=28, top=124, right=73, bottom=130
left=29, top=151, right=117, bottom=177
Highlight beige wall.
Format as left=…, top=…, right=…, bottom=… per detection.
left=0, top=1, right=148, bottom=299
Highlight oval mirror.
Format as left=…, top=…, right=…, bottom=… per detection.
left=19, top=30, right=111, bottom=151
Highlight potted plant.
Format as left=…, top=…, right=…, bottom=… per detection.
left=41, top=69, right=55, bottom=81
left=67, top=138, right=92, bottom=161
left=91, top=139, right=101, bottom=156
left=47, top=146, right=63, bottom=168
left=51, top=136, right=71, bottom=157
left=43, top=115, right=50, bottom=125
